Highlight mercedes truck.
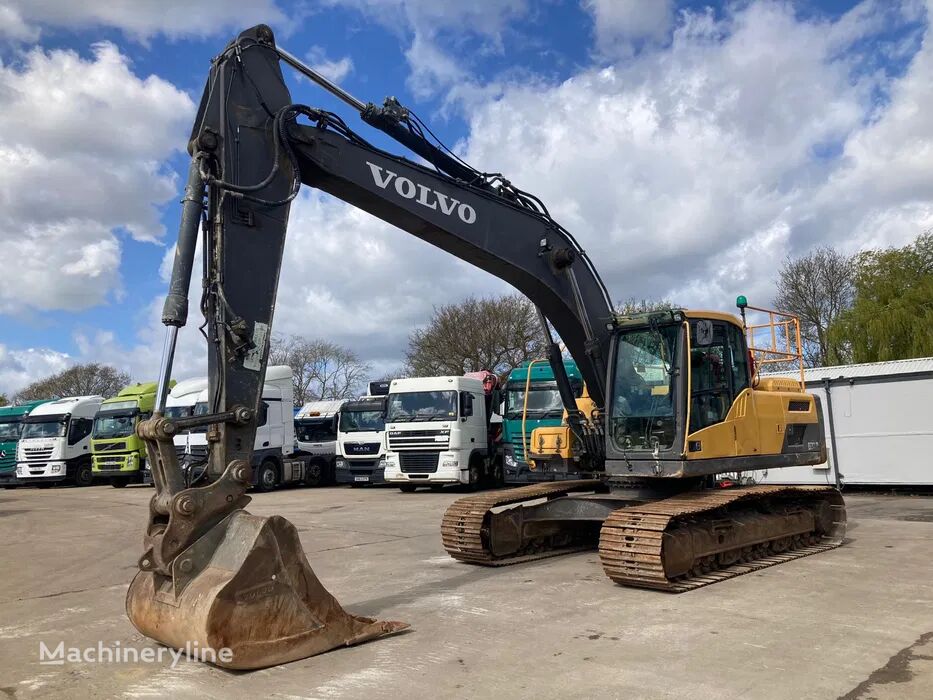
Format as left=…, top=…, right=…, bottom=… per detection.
left=383, top=374, right=501, bottom=492
left=16, top=395, right=104, bottom=487
left=0, top=400, right=50, bottom=488
left=91, top=381, right=172, bottom=487
left=502, top=359, right=584, bottom=483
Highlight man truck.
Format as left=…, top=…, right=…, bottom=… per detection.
left=502, top=359, right=584, bottom=483
left=335, top=382, right=390, bottom=486
left=91, top=381, right=172, bottom=487
left=383, top=374, right=501, bottom=492
left=16, top=395, right=104, bottom=487
left=0, top=400, right=50, bottom=488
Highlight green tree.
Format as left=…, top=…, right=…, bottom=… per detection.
left=828, top=232, right=933, bottom=363
left=0, top=394, right=7, bottom=407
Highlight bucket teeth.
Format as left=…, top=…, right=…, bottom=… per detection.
left=126, top=510, right=408, bottom=670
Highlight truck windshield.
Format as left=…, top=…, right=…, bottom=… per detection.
left=610, top=323, right=680, bottom=451
left=505, top=383, right=565, bottom=419
left=386, top=391, right=457, bottom=422
left=190, top=402, right=209, bottom=433
left=92, top=411, right=137, bottom=439
left=22, top=418, right=68, bottom=439
left=0, top=420, right=23, bottom=440
left=164, top=406, right=193, bottom=419
left=296, top=418, right=336, bottom=442
left=339, top=410, right=384, bottom=433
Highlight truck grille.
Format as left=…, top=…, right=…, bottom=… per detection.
left=348, top=458, right=379, bottom=469
left=0, top=452, right=14, bottom=470
left=399, top=451, right=440, bottom=473
left=344, top=442, right=381, bottom=456
left=94, top=455, right=127, bottom=470
left=95, top=441, right=127, bottom=452
left=176, top=445, right=208, bottom=461
left=388, top=430, right=450, bottom=451
left=23, top=447, right=53, bottom=461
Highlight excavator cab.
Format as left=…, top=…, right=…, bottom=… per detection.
left=605, top=307, right=825, bottom=480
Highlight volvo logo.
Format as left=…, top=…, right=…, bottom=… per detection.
left=366, top=162, right=477, bottom=224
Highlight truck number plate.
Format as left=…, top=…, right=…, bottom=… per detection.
left=354, top=475, right=370, bottom=482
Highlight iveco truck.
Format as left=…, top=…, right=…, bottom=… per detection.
left=91, top=381, right=171, bottom=487
left=0, top=400, right=50, bottom=488
left=179, top=366, right=320, bottom=491
left=383, top=375, right=500, bottom=492
left=335, top=384, right=389, bottom=485
left=16, top=395, right=104, bottom=487
left=502, top=359, right=583, bottom=483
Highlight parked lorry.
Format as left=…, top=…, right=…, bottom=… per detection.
left=295, top=399, right=346, bottom=485
left=383, top=373, right=501, bottom=491
left=16, top=395, right=104, bottom=487
left=502, top=359, right=584, bottom=483
left=91, top=381, right=171, bottom=487
left=0, top=400, right=50, bottom=488
left=176, top=366, right=321, bottom=491
left=335, top=394, right=388, bottom=485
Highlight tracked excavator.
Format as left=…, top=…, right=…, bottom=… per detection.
left=130, top=25, right=846, bottom=670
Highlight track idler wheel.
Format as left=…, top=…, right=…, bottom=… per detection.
left=126, top=511, right=408, bottom=670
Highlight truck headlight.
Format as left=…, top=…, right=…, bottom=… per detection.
left=16, top=466, right=24, bottom=476
left=505, top=453, right=517, bottom=467
left=52, top=465, right=62, bottom=473
left=335, top=458, right=348, bottom=470
left=378, top=458, right=387, bottom=469
left=128, top=453, right=137, bottom=466
left=442, top=459, right=459, bottom=468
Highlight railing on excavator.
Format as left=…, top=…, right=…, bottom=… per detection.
left=738, top=301, right=805, bottom=386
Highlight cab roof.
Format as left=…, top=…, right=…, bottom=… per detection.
left=0, top=399, right=50, bottom=418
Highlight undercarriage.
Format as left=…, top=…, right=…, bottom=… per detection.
left=442, top=481, right=846, bottom=591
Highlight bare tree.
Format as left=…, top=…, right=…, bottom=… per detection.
left=14, top=363, right=130, bottom=401
left=406, top=294, right=548, bottom=378
left=616, top=298, right=677, bottom=314
left=774, top=247, right=855, bottom=366
left=269, top=335, right=371, bottom=405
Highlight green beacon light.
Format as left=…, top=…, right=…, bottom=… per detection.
left=736, top=295, right=748, bottom=310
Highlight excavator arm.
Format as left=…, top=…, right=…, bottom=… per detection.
left=130, top=24, right=613, bottom=670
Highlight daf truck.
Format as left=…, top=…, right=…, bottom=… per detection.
left=0, top=400, right=50, bottom=488
left=16, top=395, right=104, bottom=487
left=180, top=366, right=320, bottom=491
left=383, top=375, right=500, bottom=492
left=335, top=394, right=387, bottom=485
left=91, top=381, right=172, bottom=487
left=295, top=399, right=346, bottom=485
left=502, top=359, right=584, bottom=483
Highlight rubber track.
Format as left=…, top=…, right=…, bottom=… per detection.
left=598, top=485, right=847, bottom=592
left=441, top=480, right=604, bottom=565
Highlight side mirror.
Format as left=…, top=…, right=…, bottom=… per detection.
left=460, top=392, right=474, bottom=417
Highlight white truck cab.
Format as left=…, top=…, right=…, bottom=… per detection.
left=335, top=395, right=387, bottom=486
left=383, top=376, right=497, bottom=491
left=16, top=395, right=104, bottom=487
left=176, top=366, right=309, bottom=491
left=295, top=399, right=346, bottom=484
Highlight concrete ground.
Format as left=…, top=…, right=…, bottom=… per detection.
left=1, top=484, right=932, bottom=700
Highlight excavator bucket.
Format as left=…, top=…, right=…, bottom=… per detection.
left=126, top=510, right=408, bottom=670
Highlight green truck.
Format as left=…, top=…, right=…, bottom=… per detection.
left=91, top=381, right=169, bottom=487
left=502, top=359, right=583, bottom=484
left=0, top=400, right=50, bottom=488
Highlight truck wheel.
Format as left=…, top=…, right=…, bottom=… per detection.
left=74, top=461, right=94, bottom=487
left=399, top=484, right=417, bottom=493
left=110, top=478, right=128, bottom=488
left=255, top=460, right=278, bottom=493
left=468, top=456, right=482, bottom=491
left=304, top=460, right=324, bottom=487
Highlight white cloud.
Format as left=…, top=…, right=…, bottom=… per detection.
left=0, top=0, right=287, bottom=42
left=0, top=42, right=194, bottom=314
left=306, top=45, right=354, bottom=83
left=0, top=344, right=72, bottom=396
left=582, top=0, right=674, bottom=54
left=458, top=1, right=932, bottom=313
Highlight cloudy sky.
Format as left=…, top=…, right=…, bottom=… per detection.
left=0, top=0, right=930, bottom=395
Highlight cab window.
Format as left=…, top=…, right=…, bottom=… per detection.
left=689, top=322, right=731, bottom=432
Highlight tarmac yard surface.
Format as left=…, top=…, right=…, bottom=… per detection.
left=1, top=486, right=932, bottom=700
